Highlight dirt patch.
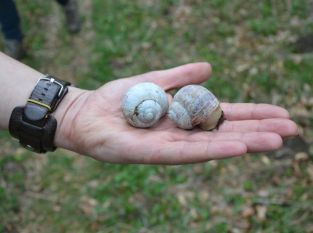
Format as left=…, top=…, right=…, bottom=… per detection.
left=40, top=0, right=95, bottom=84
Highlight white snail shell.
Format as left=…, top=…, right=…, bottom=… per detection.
left=168, top=85, right=223, bottom=130
left=122, top=82, right=169, bottom=128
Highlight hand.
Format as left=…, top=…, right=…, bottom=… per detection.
left=54, top=63, right=298, bottom=164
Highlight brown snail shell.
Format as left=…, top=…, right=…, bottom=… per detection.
left=168, top=85, right=223, bottom=130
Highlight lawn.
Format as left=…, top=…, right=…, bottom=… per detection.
left=0, top=0, right=312, bottom=232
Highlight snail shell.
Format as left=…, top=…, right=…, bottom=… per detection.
left=122, top=82, right=169, bottom=128
left=168, top=85, right=223, bottom=130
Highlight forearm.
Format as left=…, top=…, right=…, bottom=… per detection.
left=0, top=52, right=86, bottom=150
left=0, top=52, right=41, bottom=129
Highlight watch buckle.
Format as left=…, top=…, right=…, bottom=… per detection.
left=37, top=76, right=64, bottom=97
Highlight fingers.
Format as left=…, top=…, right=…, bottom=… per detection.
left=134, top=62, right=212, bottom=91
left=131, top=131, right=283, bottom=164
left=221, top=103, right=290, bottom=120
left=146, top=141, right=247, bottom=164
left=186, top=132, right=283, bottom=153
left=218, top=118, right=299, bottom=137
left=242, top=132, right=283, bottom=152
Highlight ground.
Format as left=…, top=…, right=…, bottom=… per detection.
left=0, top=0, right=312, bottom=232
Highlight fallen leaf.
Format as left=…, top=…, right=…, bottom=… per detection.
left=256, top=205, right=267, bottom=221
left=241, top=206, right=255, bottom=218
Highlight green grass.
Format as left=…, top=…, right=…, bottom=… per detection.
left=1, top=0, right=313, bottom=232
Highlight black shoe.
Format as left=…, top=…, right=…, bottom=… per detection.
left=63, top=0, right=81, bottom=34
left=4, top=39, right=25, bottom=60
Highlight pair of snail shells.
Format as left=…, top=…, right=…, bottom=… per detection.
left=122, top=82, right=169, bottom=128
left=168, top=85, right=223, bottom=130
left=122, top=83, right=222, bottom=130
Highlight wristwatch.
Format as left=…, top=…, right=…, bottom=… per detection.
left=9, top=75, right=71, bottom=153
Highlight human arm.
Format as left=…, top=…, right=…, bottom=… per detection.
left=0, top=52, right=298, bottom=164
left=0, top=52, right=84, bottom=150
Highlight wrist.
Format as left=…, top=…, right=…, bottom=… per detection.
left=8, top=75, right=73, bottom=152
left=52, top=86, right=91, bottom=151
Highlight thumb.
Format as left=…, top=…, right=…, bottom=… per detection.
left=134, top=62, right=212, bottom=91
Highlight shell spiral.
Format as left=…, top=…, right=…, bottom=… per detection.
left=122, top=82, right=169, bottom=128
left=168, top=85, right=222, bottom=130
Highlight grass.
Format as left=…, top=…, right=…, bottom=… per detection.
left=1, top=0, right=313, bottom=232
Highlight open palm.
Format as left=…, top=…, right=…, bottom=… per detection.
left=57, top=63, right=298, bottom=164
